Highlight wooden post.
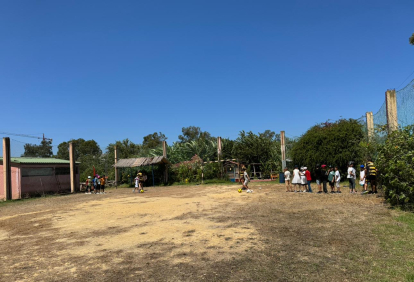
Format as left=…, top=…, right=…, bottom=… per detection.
left=366, top=112, right=374, bottom=141
left=114, top=145, right=118, bottom=188
left=69, top=142, right=75, bottom=193
left=386, top=89, right=398, bottom=133
left=280, top=131, right=286, bottom=170
left=217, top=137, right=222, bottom=178
left=3, top=137, right=11, bottom=201
left=162, top=141, right=168, bottom=183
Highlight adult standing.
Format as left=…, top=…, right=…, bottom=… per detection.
left=291, top=165, right=301, bottom=192
left=366, top=159, right=378, bottom=194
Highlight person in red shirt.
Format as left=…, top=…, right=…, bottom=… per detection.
left=304, top=167, right=313, bottom=193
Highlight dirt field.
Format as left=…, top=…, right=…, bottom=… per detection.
left=0, top=182, right=400, bottom=281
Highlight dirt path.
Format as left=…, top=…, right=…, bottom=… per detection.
left=0, top=183, right=390, bottom=281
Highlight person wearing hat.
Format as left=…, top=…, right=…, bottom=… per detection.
left=85, top=176, right=92, bottom=194
left=360, top=165, right=368, bottom=194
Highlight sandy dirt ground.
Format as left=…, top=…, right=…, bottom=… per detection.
left=0, top=182, right=390, bottom=281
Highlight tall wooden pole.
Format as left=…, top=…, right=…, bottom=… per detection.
left=386, top=89, right=398, bottom=133
left=366, top=112, right=374, bottom=141
left=3, top=137, right=11, bottom=201
left=280, top=131, right=286, bottom=170
left=217, top=137, right=222, bottom=178
left=114, top=145, right=118, bottom=188
left=162, top=141, right=168, bottom=184
left=69, top=142, right=76, bottom=193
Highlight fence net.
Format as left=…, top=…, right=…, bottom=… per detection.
left=396, top=78, right=414, bottom=128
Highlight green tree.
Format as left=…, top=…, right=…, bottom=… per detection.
left=290, top=119, right=364, bottom=175
left=232, top=130, right=281, bottom=176
left=142, top=132, right=167, bottom=150
left=22, top=140, right=53, bottom=158
left=56, top=139, right=101, bottom=160
left=178, top=126, right=212, bottom=143
left=410, top=33, right=414, bottom=45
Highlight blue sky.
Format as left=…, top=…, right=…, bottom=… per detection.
left=1, top=0, right=414, bottom=156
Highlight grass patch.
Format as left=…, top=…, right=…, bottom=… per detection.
left=354, top=211, right=414, bottom=281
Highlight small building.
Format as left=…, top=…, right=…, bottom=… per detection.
left=0, top=157, right=80, bottom=199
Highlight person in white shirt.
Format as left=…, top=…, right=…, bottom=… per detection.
left=347, top=162, right=357, bottom=194
left=334, top=166, right=341, bottom=193
left=284, top=168, right=292, bottom=192
left=242, top=169, right=252, bottom=193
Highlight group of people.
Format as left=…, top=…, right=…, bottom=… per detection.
left=283, top=159, right=378, bottom=194
left=85, top=174, right=106, bottom=194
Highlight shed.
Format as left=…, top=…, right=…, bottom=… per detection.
left=113, top=156, right=170, bottom=186
left=0, top=157, right=80, bottom=199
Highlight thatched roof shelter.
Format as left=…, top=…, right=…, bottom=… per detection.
left=113, top=156, right=170, bottom=168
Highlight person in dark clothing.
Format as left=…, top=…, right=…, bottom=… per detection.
left=320, top=164, right=329, bottom=194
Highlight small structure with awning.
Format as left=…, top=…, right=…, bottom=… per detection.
left=113, top=156, right=170, bottom=186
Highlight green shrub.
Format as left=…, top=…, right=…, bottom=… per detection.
left=377, top=126, right=414, bottom=209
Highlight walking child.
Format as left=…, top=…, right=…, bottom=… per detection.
left=328, top=166, right=335, bottom=193
left=347, top=162, right=357, bottom=193
left=85, top=176, right=92, bottom=194
left=284, top=168, right=292, bottom=192
left=304, top=167, right=312, bottom=193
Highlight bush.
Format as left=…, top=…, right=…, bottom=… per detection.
left=377, top=126, right=414, bottom=209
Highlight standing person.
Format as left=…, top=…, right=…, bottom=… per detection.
left=100, top=175, right=106, bottom=194
left=242, top=168, right=252, bottom=193
left=291, top=165, right=301, bottom=192
left=359, top=165, right=368, bottom=194
left=320, top=165, right=328, bottom=194
left=85, top=176, right=92, bottom=194
left=328, top=166, right=335, bottom=193
left=304, top=167, right=312, bottom=193
left=334, top=166, right=341, bottom=193
left=133, top=173, right=140, bottom=193
left=315, top=164, right=322, bottom=193
left=300, top=167, right=307, bottom=192
left=284, top=168, right=292, bottom=192
left=347, top=162, right=357, bottom=194
left=96, top=175, right=101, bottom=194
left=366, top=158, right=378, bottom=194
left=92, top=175, right=98, bottom=194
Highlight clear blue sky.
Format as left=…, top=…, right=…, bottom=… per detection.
left=1, top=0, right=414, bottom=156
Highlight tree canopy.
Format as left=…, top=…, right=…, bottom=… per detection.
left=410, top=33, right=414, bottom=45
left=178, top=126, right=212, bottom=143
left=290, top=119, right=364, bottom=174
left=22, top=140, right=53, bottom=158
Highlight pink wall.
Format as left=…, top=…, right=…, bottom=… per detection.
left=0, top=165, right=21, bottom=200
left=0, top=164, right=79, bottom=199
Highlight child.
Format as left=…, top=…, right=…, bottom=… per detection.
left=284, top=168, right=292, bottom=192
left=300, top=167, right=307, bottom=192
left=328, top=166, right=335, bottom=193
left=360, top=165, right=368, bottom=194
left=96, top=175, right=101, bottom=194
left=320, top=165, right=328, bottom=194
left=292, top=165, right=301, bottom=192
left=85, top=176, right=92, bottom=194
left=347, top=162, right=356, bottom=194
left=133, top=173, right=140, bottom=193
left=100, top=175, right=106, bottom=194
left=304, top=167, right=312, bottom=193
left=242, top=169, right=252, bottom=193
left=334, top=166, right=341, bottom=193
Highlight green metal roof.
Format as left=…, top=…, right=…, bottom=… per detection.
left=0, top=157, right=80, bottom=164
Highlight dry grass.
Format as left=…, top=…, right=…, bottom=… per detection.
left=0, top=182, right=412, bottom=281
